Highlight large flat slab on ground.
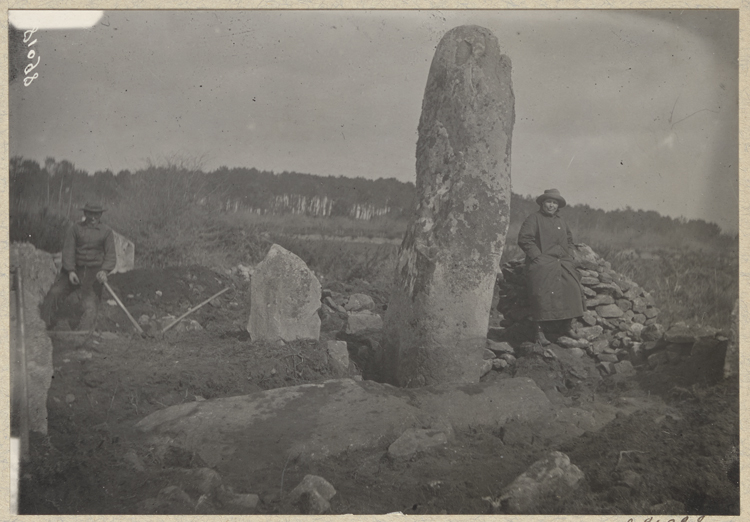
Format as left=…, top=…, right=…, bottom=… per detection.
left=136, top=377, right=551, bottom=476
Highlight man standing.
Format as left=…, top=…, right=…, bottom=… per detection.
left=41, top=203, right=116, bottom=331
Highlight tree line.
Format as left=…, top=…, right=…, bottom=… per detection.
left=10, top=155, right=732, bottom=249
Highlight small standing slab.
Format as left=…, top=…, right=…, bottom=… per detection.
left=247, top=244, right=321, bottom=342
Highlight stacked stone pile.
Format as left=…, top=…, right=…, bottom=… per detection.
left=489, top=244, right=726, bottom=378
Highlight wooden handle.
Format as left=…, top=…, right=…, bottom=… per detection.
left=161, top=287, right=230, bottom=333
left=104, top=281, right=144, bottom=334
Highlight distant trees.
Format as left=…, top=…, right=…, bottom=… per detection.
left=9, top=155, right=733, bottom=250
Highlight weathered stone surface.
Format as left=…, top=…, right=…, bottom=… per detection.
left=581, top=311, right=597, bottom=326
left=615, top=299, right=632, bottom=311
left=577, top=325, right=603, bottom=341
left=383, top=25, right=514, bottom=387
left=225, top=492, right=260, bottom=511
left=10, top=243, right=57, bottom=435
left=137, top=378, right=551, bottom=476
left=288, top=475, right=336, bottom=515
left=388, top=428, right=449, bottom=459
left=487, top=340, right=515, bottom=355
left=344, top=293, right=375, bottom=312
left=326, top=341, right=349, bottom=373
left=497, top=451, right=585, bottom=514
left=596, top=304, right=624, bottom=318
left=247, top=244, right=321, bottom=342
left=613, top=360, right=636, bottom=376
left=641, top=323, right=665, bottom=341
left=345, top=312, right=383, bottom=334
left=112, top=230, right=136, bottom=274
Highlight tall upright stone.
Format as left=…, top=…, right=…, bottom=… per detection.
left=383, top=25, right=514, bottom=387
left=248, top=244, right=322, bottom=342
left=10, top=243, right=57, bottom=435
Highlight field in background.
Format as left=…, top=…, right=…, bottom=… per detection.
left=11, top=156, right=738, bottom=333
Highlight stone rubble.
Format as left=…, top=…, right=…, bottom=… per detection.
left=494, top=451, right=585, bottom=514
left=287, top=474, right=337, bottom=515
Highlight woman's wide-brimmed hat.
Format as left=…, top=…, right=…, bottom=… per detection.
left=536, top=189, right=566, bottom=208
left=80, top=203, right=107, bottom=213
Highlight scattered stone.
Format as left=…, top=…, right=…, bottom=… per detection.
left=288, top=475, right=336, bottom=515
left=580, top=276, right=599, bottom=286
left=588, top=338, right=610, bottom=356
left=65, top=393, right=76, bottom=404
left=324, top=296, right=346, bottom=313
left=480, top=359, right=494, bottom=377
left=388, top=428, right=449, bottom=459
left=247, top=244, right=322, bottom=343
left=138, top=314, right=150, bottom=326
left=613, top=360, right=636, bottom=376
left=597, top=354, right=618, bottom=363
left=139, top=485, right=194, bottom=514
left=497, top=451, right=585, bottom=514
left=344, top=293, right=375, bottom=312
left=500, top=353, right=517, bottom=364
left=483, top=348, right=497, bottom=360
left=567, top=347, right=586, bottom=358
left=641, top=323, right=665, bottom=342
left=598, top=362, right=614, bottom=375
left=487, top=340, right=515, bottom=355
left=493, top=358, right=509, bottom=370
left=345, top=312, right=383, bottom=334
left=225, top=492, right=260, bottom=511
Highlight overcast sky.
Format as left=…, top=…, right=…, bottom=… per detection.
left=9, top=9, right=739, bottom=233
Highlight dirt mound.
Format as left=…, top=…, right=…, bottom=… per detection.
left=49, top=266, right=248, bottom=335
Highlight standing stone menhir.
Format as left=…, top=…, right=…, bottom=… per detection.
left=383, top=25, right=514, bottom=386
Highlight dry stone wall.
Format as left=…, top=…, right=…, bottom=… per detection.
left=489, top=244, right=730, bottom=380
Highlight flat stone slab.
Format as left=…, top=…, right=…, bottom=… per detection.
left=136, top=377, right=551, bottom=476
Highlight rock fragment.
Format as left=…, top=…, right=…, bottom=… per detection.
left=497, top=451, right=584, bottom=514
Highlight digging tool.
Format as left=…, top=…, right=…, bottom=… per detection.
left=161, top=286, right=230, bottom=334
left=103, top=281, right=144, bottom=335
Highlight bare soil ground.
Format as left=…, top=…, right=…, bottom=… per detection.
left=19, top=266, right=739, bottom=515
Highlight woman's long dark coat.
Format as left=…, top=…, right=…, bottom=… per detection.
left=518, top=210, right=584, bottom=321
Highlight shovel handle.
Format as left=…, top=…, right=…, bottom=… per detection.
left=161, top=287, right=230, bottom=333
left=104, top=281, right=144, bottom=334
